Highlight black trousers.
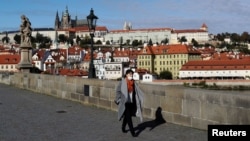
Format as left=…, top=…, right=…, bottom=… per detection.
left=122, top=102, right=135, bottom=135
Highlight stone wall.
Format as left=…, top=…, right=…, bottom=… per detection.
left=1, top=72, right=250, bottom=130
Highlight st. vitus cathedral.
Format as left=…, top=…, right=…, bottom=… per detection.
left=54, top=6, right=88, bottom=30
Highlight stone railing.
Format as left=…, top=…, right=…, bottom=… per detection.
left=1, top=72, right=250, bottom=130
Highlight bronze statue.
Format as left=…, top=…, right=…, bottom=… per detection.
left=20, top=15, right=32, bottom=46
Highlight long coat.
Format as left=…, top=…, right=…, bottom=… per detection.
left=115, top=78, right=144, bottom=122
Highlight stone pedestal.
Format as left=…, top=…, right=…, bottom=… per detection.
left=17, top=44, right=32, bottom=72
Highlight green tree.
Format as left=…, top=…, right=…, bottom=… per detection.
left=161, top=38, right=169, bottom=44
left=191, top=38, right=199, bottom=47
left=36, top=33, right=44, bottom=43
left=240, top=32, right=250, bottom=43
left=67, top=37, right=74, bottom=46
left=106, top=40, right=111, bottom=45
left=159, top=70, right=172, bottom=79
left=178, top=36, right=187, bottom=43
left=132, top=39, right=139, bottom=47
left=80, top=36, right=91, bottom=48
left=96, top=40, right=102, bottom=44
left=119, top=36, right=123, bottom=45
left=58, top=34, right=68, bottom=43
left=126, top=39, right=130, bottom=45
left=76, top=35, right=81, bottom=45
left=14, top=34, right=21, bottom=44
left=230, top=33, right=240, bottom=43
left=2, top=36, right=10, bottom=43
left=148, top=38, right=153, bottom=46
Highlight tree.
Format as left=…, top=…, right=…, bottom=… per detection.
left=96, top=40, right=102, bottom=44
left=148, top=38, right=153, bottom=46
left=36, top=33, right=44, bottom=43
left=240, top=32, right=250, bottom=43
left=230, top=33, right=240, bottom=43
left=58, top=34, right=68, bottom=43
left=132, top=39, right=139, bottom=47
left=76, top=35, right=81, bottom=45
left=126, top=39, right=130, bottom=45
left=161, top=38, right=169, bottom=44
left=119, top=36, right=123, bottom=45
left=2, top=36, right=10, bottom=43
left=106, top=40, right=111, bottom=45
left=80, top=36, right=91, bottom=48
left=14, top=34, right=21, bottom=44
left=67, top=37, right=74, bottom=46
left=159, top=70, right=172, bottom=79
left=178, top=36, right=187, bottom=43
left=191, top=38, right=199, bottom=47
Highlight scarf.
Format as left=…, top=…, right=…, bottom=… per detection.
left=126, top=78, right=134, bottom=93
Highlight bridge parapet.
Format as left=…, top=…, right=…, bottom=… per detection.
left=1, top=73, right=250, bottom=130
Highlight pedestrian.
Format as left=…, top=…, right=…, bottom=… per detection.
left=114, top=69, right=144, bottom=137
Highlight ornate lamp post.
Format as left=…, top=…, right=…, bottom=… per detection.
left=87, top=8, right=98, bottom=78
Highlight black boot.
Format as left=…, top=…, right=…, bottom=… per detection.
left=122, top=127, right=127, bottom=133
left=131, top=131, right=137, bottom=137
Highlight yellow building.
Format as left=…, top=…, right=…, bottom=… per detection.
left=137, top=44, right=201, bottom=79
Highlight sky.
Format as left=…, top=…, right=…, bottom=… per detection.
left=1, top=0, right=250, bottom=34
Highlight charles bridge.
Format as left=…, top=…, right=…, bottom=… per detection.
left=1, top=72, right=249, bottom=131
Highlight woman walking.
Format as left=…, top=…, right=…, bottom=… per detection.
left=115, top=69, right=144, bottom=137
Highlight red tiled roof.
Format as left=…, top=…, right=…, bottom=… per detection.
left=58, top=69, right=88, bottom=76
left=113, top=48, right=140, bottom=58
left=138, top=44, right=201, bottom=55
left=171, top=29, right=206, bottom=33
left=68, top=46, right=83, bottom=55
left=0, top=54, right=20, bottom=64
left=181, top=59, right=250, bottom=70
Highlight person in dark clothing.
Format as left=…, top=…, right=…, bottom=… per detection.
left=115, top=69, right=144, bottom=137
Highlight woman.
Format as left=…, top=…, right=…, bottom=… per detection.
left=115, top=69, right=144, bottom=137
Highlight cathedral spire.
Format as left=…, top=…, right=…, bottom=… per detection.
left=55, top=10, right=60, bottom=30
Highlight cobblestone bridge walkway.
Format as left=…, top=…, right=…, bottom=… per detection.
left=0, top=83, right=207, bottom=141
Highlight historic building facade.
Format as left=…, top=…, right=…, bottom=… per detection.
left=137, top=44, right=201, bottom=79
left=54, top=6, right=88, bottom=30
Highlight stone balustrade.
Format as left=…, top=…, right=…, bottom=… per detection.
left=1, top=72, right=250, bottom=130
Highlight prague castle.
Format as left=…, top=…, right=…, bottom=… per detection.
left=54, top=6, right=88, bottom=30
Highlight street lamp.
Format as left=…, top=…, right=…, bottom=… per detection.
left=87, top=8, right=98, bottom=78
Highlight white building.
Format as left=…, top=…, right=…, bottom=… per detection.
left=171, top=23, right=209, bottom=44
left=104, top=62, right=123, bottom=80
left=104, top=24, right=172, bottom=45
left=142, top=73, right=155, bottom=82
left=179, top=60, right=250, bottom=79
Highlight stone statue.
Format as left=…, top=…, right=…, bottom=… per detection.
left=20, top=15, right=32, bottom=46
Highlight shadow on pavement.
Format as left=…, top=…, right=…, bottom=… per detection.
left=134, top=107, right=166, bottom=136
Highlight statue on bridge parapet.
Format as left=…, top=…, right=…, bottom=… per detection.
left=17, top=15, right=33, bottom=71
left=20, top=15, right=32, bottom=46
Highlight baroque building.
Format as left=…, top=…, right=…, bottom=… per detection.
left=54, top=6, right=88, bottom=30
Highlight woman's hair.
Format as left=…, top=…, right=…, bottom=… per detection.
left=124, top=69, right=134, bottom=78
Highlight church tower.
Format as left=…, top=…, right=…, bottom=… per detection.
left=54, top=10, right=60, bottom=30
left=61, top=6, right=71, bottom=29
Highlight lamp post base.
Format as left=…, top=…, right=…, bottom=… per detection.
left=88, top=64, right=96, bottom=78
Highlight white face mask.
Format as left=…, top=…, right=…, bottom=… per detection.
left=127, top=76, right=133, bottom=80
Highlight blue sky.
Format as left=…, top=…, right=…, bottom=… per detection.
left=1, top=0, right=250, bottom=34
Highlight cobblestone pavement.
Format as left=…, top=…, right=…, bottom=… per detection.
left=0, top=83, right=207, bottom=141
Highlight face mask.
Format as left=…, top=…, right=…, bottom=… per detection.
left=127, top=76, right=133, bottom=80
